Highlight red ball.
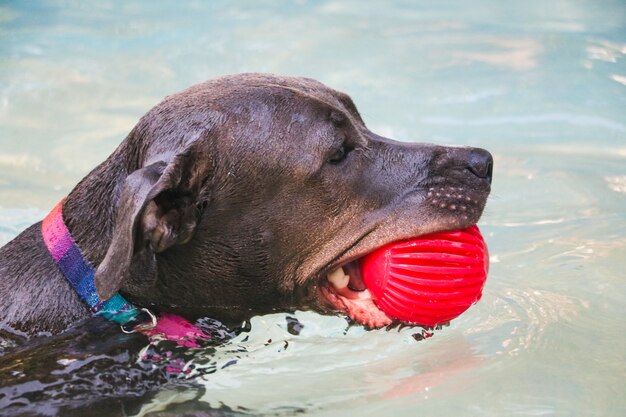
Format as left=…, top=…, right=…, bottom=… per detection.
left=360, top=226, right=489, bottom=326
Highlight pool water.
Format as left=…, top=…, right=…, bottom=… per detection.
left=1, top=1, right=625, bottom=416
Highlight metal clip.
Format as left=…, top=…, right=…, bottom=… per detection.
left=120, top=308, right=158, bottom=334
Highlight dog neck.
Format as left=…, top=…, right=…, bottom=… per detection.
left=41, top=200, right=145, bottom=328
left=40, top=200, right=209, bottom=344
left=61, top=152, right=129, bottom=268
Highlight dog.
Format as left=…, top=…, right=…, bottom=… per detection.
left=0, top=73, right=492, bottom=338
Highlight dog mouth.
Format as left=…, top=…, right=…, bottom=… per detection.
left=312, top=185, right=490, bottom=328
left=318, top=258, right=394, bottom=328
left=316, top=222, right=484, bottom=328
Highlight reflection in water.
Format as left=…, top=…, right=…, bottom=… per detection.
left=471, top=288, right=586, bottom=357
left=454, top=38, right=542, bottom=70
left=606, top=176, right=626, bottom=194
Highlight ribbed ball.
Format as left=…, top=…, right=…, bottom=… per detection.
left=360, top=226, right=489, bottom=326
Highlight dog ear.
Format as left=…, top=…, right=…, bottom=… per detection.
left=94, top=148, right=210, bottom=300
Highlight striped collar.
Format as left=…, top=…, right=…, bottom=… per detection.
left=41, top=200, right=146, bottom=328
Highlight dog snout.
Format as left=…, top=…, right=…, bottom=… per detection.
left=466, top=148, right=493, bottom=184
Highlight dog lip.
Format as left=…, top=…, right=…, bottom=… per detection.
left=314, top=243, right=392, bottom=328
left=315, top=252, right=390, bottom=327
left=317, top=279, right=393, bottom=329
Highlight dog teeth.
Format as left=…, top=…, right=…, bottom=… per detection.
left=327, top=267, right=369, bottom=300
left=327, top=267, right=349, bottom=290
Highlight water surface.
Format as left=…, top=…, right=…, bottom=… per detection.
left=1, top=1, right=625, bottom=416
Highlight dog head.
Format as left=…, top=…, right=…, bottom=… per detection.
left=87, top=74, right=492, bottom=327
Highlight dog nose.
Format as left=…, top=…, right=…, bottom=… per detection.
left=466, top=148, right=493, bottom=184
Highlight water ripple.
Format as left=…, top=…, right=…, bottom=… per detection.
left=467, top=288, right=587, bottom=357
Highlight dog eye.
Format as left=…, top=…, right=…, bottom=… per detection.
left=328, top=145, right=351, bottom=164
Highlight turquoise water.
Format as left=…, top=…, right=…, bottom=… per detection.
left=1, top=1, right=625, bottom=416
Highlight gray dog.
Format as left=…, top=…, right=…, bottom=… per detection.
left=0, top=73, right=492, bottom=337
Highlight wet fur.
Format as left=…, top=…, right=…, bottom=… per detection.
left=0, top=73, right=492, bottom=338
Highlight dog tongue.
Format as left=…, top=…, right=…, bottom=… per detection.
left=360, top=226, right=489, bottom=326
